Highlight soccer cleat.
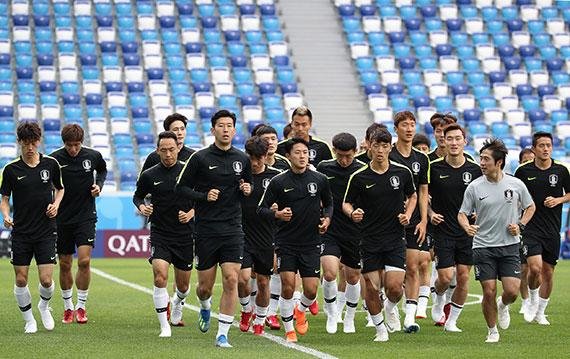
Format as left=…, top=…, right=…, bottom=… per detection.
left=519, top=300, right=528, bottom=315
left=159, top=327, right=172, bottom=337
left=366, top=312, right=374, bottom=327
left=385, top=308, right=401, bottom=333
left=198, top=309, right=211, bottom=333
left=62, top=309, right=74, bottom=324
left=534, top=314, right=550, bottom=325
left=524, top=301, right=538, bottom=323
left=239, top=311, right=253, bottom=332
left=444, top=322, right=463, bottom=333
left=215, top=335, right=232, bottom=348
left=326, top=311, right=338, bottom=334
left=416, top=307, right=427, bottom=319
left=76, top=308, right=88, bottom=324
left=253, top=323, right=264, bottom=336
left=431, top=302, right=445, bottom=326
left=485, top=331, right=500, bottom=343
left=294, top=306, right=309, bottom=335
left=336, top=308, right=343, bottom=323
left=309, top=300, right=319, bottom=315
left=403, top=322, right=420, bottom=334
left=170, top=301, right=184, bottom=326
left=373, top=325, right=389, bottom=342
left=443, top=303, right=451, bottom=322
left=343, top=314, right=356, bottom=333
left=24, top=319, right=37, bottom=334
left=265, top=315, right=281, bottom=330
left=38, top=305, right=55, bottom=330
left=285, top=330, right=297, bottom=343
left=497, top=298, right=510, bottom=330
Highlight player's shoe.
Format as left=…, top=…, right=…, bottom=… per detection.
left=326, top=310, right=338, bottom=334
left=198, top=309, right=211, bottom=333
left=403, top=322, right=420, bottom=334
left=444, top=322, right=463, bottom=333
left=159, top=326, right=172, bottom=337
left=76, top=308, right=88, bottom=324
left=416, top=307, right=427, bottom=319
left=309, top=301, right=319, bottom=315
left=524, top=301, right=538, bottom=323
left=485, top=331, right=500, bottom=343
left=519, top=300, right=528, bottom=315
left=443, top=303, right=451, bottom=323
left=373, top=325, right=389, bottom=342
left=534, top=314, right=550, bottom=325
left=62, top=309, right=74, bottom=324
left=497, top=297, right=510, bottom=330
left=24, top=319, right=37, bottom=334
left=38, top=304, right=55, bottom=330
left=253, top=323, right=264, bottom=336
left=239, top=311, right=253, bottom=332
left=336, top=308, right=343, bottom=323
left=366, top=312, right=374, bottom=327
left=170, top=301, right=184, bottom=326
left=385, top=308, right=401, bottom=333
left=285, top=330, right=297, bottom=342
left=294, top=306, right=309, bottom=335
left=265, top=315, right=281, bottom=330
left=343, top=313, right=356, bottom=333
left=431, top=301, right=445, bottom=326
left=215, top=335, right=232, bottom=348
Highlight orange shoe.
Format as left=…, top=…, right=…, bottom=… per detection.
left=285, top=330, right=297, bottom=342
left=309, top=300, right=319, bottom=315
left=265, top=315, right=281, bottom=330
left=253, top=324, right=264, bottom=336
left=294, top=306, right=308, bottom=335
left=62, top=309, right=74, bottom=324
left=76, top=308, right=88, bottom=324
left=239, top=311, right=253, bottom=332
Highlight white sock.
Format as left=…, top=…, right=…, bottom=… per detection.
left=250, top=278, right=258, bottom=306
left=173, top=287, right=190, bottom=306
left=200, top=296, right=212, bottom=310
left=239, top=295, right=253, bottom=313
left=268, top=274, right=281, bottom=316
left=153, top=286, right=170, bottom=329
left=76, top=289, right=88, bottom=310
left=216, top=313, right=234, bottom=338
left=299, top=293, right=315, bottom=312
left=446, top=302, right=463, bottom=325
left=38, top=281, right=55, bottom=310
left=404, top=299, right=417, bottom=325
left=14, top=285, right=34, bottom=322
left=488, top=325, right=498, bottom=334
left=435, top=292, right=446, bottom=307
left=445, top=286, right=455, bottom=305
left=293, top=290, right=302, bottom=306
left=280, top=297, right=295, bottom=333
left=529, top=288, right=539, bottom=304
left=371, top=312, right=385, bottom=334
left=345, top=281, right=360, bottom=318
left=254, top=305, right=268, bottom=325
left=418, top=285, right=430, bottom=311
left=337, top=290, right=346, bottom=314
left=385, top=299, right=397, bottom=314
left=497, top=296, right=507, bottom=310
left=537, top=297, right=549, bottom=316
left=429, top=262, right=438, bottom=288
left=322, top=279, right=337, bottom=312
left=61, top=288, right=74, bottom=310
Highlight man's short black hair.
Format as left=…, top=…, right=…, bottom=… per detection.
left=17, top=121, right=41, bottom=142
left=283, top=123, right=292, bottom=138
left=245, top=136, right=269, bottom=158
left=369, top=128, right=392, bottom=145
left=365, top=122, right=388, bottom=141
left=332, top=132, right=357, bottom=151
left=211, top=109, right=237, bottom=127
left=412, top=133, right=431, bottom=149
left=253, top=124, right=278, bottom=137
left=284, top=137, right=309, bottom=154
left=156, top=131, right=178, bottom=147
left=532, top=131, right=553, bottom=147
left=519, top=147, right=534, bottom=163
left=163, top=113, right=188, bottom=131
left=480, top=137, right=508, bottom=169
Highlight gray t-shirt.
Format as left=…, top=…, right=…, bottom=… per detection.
left=459, top=173, right=534, bottom=249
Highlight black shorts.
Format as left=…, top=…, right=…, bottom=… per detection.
left=360, top=242, right=406, bottom=274
left=195, top=234, right=244, bottom=271
left=434, top=236, right=473, bottom=269
left=57, top=221, right=96, bottom=255
left=11, top=235, right=57, bottom=266
left=276, top=245, right=321, bottom=278
left=241, top=244, right=274, bottom=276
left=473, top=244, right=521, bottom=281
left=522, top=234, right=560, bottom=266
left=405, top=227, right=430, bottom=252
left=149, top=240, right=194, bottom=271
left=426, top=231, right=435, bottom=249
left=519, top=242, right=528, bottom=265
left=321, top=234, right=361, bottom=270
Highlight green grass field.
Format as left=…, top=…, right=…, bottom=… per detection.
left=1, top=258, right=569, bottom=358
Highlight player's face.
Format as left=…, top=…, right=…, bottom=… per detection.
left=360, top=139, right=368, bottom=152
left=19, top=139, right=40, bottom=158
left=370, top=141, right=391, bottom=164
left=434, top=124, right=446, bottom=147
left=334, top=148, right=356, bottom=168
left=286, top=143, right=309, bottom=170
left=249, top=155, right=267, bottom=174
left=211, top=117, right=236, bottom=146
left=414, top=143, right=430, bottom=154
left=168, top=120, right=186, bottom=146
left=291, top=115, right=311, bottom=138
left=532, top=136, right=552, bottom=161
left=479, top=149, right=502, bottom=176
left=444, top=129, right=466, bottom=156
left=520, top=151, right=535, bottom=163
left=260, top=133, right=278, bottom=155
left=64, top=141, right=82, bottom=157
left=157, top=138, right=179, bottom=167
left=395, top=119, right=416, bottom=143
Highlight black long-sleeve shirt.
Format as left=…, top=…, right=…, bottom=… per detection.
left=50, top=147, right=107, bottom=225
left=175, top=144, right=252, bottom=237
left=258, top=169, right=333, bottom=249
left=133, top=161, right=193, bottom=242
left=141, top=145, right=195, bottom=172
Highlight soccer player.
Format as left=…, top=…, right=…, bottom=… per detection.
left=276, top=106, right=334, bottom=167
left=176, top=110, right=252, bottom=348
left=412, top=133, right=431, bottom=154
left=254, top=125, right=290, bottom=171
left=258, top=137, right=333, bottom=343
left=50, top=124, right=107, bottom=324
left=389, top=111, right=430, bottom=333
left=133, top=131, right=194, bottom=337
left=355, top=123, right=387, bottom=164
left=427, top=113, right=456, bottom=162
left=429, top=124, right=482, bottom=332
left=514, top=132, right=570, bottom=325
left=459, top=138, right=535, bottom=343
left=238, top=136, right=282, bottom=335
left=1, top=122, right=64, bottom=333
left=141, top=113, right=195, bottom=171
left=343, top=128, right=417, bottom=342
left=317, top=133, right=365, bottom=334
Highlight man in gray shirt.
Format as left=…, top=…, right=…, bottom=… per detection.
left=459, top=138, right=535, bottom=344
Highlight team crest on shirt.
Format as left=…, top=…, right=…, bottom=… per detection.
left=462, top=172, right=472, bottom=185
left=308, top=149, right=317, bottom=161
left=82, top=159, right=92, bottom=171
left=40, top=169, right=50, bottom=182
left=390, top=176, right=400, bottom=189
left=504, top=189, right=514, bottom=203
left=232, top=161, right=243, bottom=175
left=262, top=178, right=271, bottom=189
left=411, top=162, right=421, bottom=174
left=307, top=182, right=318, bottom=196
left=549, top=174, right=558, bottom=187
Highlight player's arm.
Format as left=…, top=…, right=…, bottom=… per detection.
left=318, top=176, right=333, bottom=234
left=0, top=195, right=12, bottom=228
left=427, top=170, right=444, bottom=225
left=510, top=184, right=536, bottom=235
left=239, top=157, right=253, bottom=197
left=47, top=160, right=65, bottom=218
left=415, top=155, right=430, bottom=242
left=342, top=173, right=364, bottom=223
left=175, top=153, right=216, bottom=201
left=545, top=166, right=570, bottom=208
left=458, top=185, right=478, bottom=236
left=92, top=153, right=108, bottom=196
left=133, top=173, right=153, bottom=216
left=0, top=166, right=13, bottom=227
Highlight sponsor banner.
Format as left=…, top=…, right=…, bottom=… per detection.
left=102, top=230, right=151, bottom=258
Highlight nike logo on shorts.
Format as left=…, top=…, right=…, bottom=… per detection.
left=284, top=188, right=294, bottom=192
left=209, top=165, right=218, bottom=170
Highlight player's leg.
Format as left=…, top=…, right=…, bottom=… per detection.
left=384, top=266, right=406, bottom=333
left=416, top=250, right=431, bottom=319
left=266, top=253, right=281, bottom=330
left=238, top=266, right=253, bottom=332
left=294, top=246, right=321, bottom=336
left=432, top=237, right=456, bottom=325
left=519, top=242, right=530, bottom=314
left=320, top=254, right=340, bottom=334
left=403, top=246, right=421, bottom=332
left=152, top=258, right=171, bottom=337
left=13, top=262, right=37, bottom=333
left=496, top=245, right=521, bottom=331
left=526, top=253, right=543, bottom=322
left=362, top=269, right=388, bottom=341
left=279, top=269, right=297, bottom=342
left=473, top=247, right=500, bottom=343
left=534, top=239, right=559, bottom=324
left=35, top=239, right=57, bottom=331
left=252, top=270, right=270, bottom=335
left=58, top=254, right=75, bottom=323
left=216, top=261, right=241, bottom=346
left=444, top=264, right=471, bottom=332
left=194, top=236, right=217, bottom=333
left=342, top=258, right=362, bottom=333
left=337, top=263, right=347, bottom=322
left=74, top=245, right=92, bottom=324
left=170, top=241, right=193, bottom=326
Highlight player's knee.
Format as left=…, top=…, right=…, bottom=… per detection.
left=15, top=275, right=27, bottom=287
left=39, top=276, right=53, bottom=288
left=322, top=271, right=336, bottom=282
left=153, top=273, right=168, bottom=287
left=456, top=271, right=469, bottom=287
left=77, top=257, right=91, bottom=271
left=196, top=285, right=212, bottom=299
left=482, top=286, right=496, bottom=298
left=222, top=273, right=238, bottom=291
left=59, top=258, right=72, bottom=272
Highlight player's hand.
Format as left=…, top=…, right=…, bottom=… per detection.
left=350, top=208, right=364, bottom=223
left=275, top=207, right=292, bottom=222
left=178, top=209, right=194, bottom=223
left=207, top=189, right=220, bottom=202
left=507, top=223, right=520, bottom=236
left=415, top=220, right=427, bottom=245
left=91, top=184, right=101, bottom=197
left=465, top=224, right=479, bottom=237
left=270, top=203, right=278, bottom=212
left=3, top=216, right=13, bottom=228
left=139, top=204, right=153, bottom=217
left=239, top=179, right=252, bottom=196
left=430, top=213, right=445, bottom=225
left=318, top=217, right=331, bottom=234
left=470, top=212, right=477, bottom=222
left=544, top=196, right=559, bottom=208
left=46, top=203, right=59, bottom=218
left=398, top=213, right=410, bottom=226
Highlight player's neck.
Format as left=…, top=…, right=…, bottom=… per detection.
left=291, top=165, right=307, bottom=174
left=177, top=142, right=184, bottom=150
left=214, top=141, right=232, bottom=151
left=534, top=157, right=552, bottom=170
left=445, top=153, right=465, bottom=168
left=22, top=152, right=40, bottom=167
left=252, top=164, right=265, bottom=175
left=435, top=146, right=446, bottom=157
left=266, top=153, right=275, bottom=166
left=395, top=141, right=412, bottom=156
left=370, top=159, right=389, bottom=174
left=485, top=170, right=503, bottom=183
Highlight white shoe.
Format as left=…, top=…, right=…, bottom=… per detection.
left=24, top=319, right=37, bottom=334
left=416, top=306, right=427, bottom=319
left=343, top=315, right=356, bottom=333
left=497, top=298, right=511, bottom=330
left=38, top=304, right=55, bottom=331
left=485, top=331, right=500, bottom=343
left=326, top=310, right=338, bottom=334
left=373, top=324, right=389, bottom=342
left=170, top=300, right=183, bottom=326
left=524, top=301, right=538, bottom=323
left=534, top=314, right=550, bottom=325
left=519, top=299, right=528, bottom=315
left=336, top=309, right=343, bottom=323
left=159, top=326, right=172, bottom=337
left=385, top=308, right=401, bottom=333
left=366, top=312, right=374, bottom=327
left=431, top=302, right=444, bottom=323
left=444, top=322, right=463, bottom=333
